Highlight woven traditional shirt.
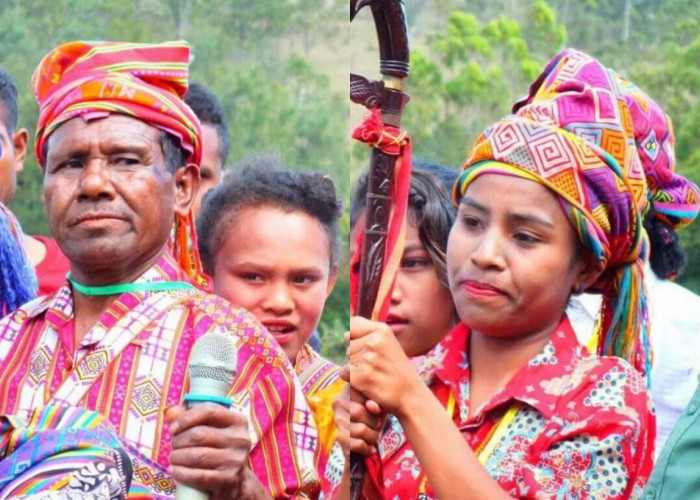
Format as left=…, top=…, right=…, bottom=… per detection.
left=0, top=252, right=320, bottom=499
left=366, top=316, right=655, bottom=499
left=295, top=344, right=346, bottom=495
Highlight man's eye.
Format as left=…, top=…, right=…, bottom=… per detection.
left=114, top=157, right=140, bottom=166
left=51, top=159, right=82, bottom=171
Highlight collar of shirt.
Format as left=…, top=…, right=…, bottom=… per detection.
left=42, top=250, right=191, bottom=353
left=432, top=315, right=583, bottom=426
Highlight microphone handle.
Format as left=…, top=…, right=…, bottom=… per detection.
left=174, top=394, right=233, bottom=500
left=175, top=484, right=210, bottom=500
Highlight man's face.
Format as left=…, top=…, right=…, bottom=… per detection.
left=192, top=123, right=223, bottom=216
left=0, top=107, right=27, bottom=206
left=43, top=115, right=177, bottom=283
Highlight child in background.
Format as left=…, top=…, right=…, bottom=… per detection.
left=196, top=156, right=345, bottom=491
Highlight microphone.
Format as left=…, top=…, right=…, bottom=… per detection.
left=175, top=332, right=238, bottom=500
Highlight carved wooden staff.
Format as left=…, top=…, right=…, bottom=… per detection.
left=350, top=0, right=410, bottom=498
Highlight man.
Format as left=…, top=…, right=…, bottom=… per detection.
left=0, top=41, right=319, bottom=499
left=184, top=82, right=230, bottom=216
left=0, top=68, right=70, bottom=297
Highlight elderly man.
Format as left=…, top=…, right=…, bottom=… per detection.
left=0, top=41, right=319, bottom=499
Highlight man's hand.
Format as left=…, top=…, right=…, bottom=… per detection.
left=166, top=403, right=271, bottom=500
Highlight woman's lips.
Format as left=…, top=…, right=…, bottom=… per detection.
left=461, top=280, right=508, bottom=298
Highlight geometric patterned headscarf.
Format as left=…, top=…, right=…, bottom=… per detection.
left=454, top=49, right=652, bottom=375
left=616, top=75, right=700, bottom=229
left=30, top=41, right=208, bottom=287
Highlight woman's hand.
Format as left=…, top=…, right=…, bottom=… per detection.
left=348, top=316, right=423, bottom=418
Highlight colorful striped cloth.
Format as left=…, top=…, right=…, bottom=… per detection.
left=0, top=251, right=320, bottom=498
left=294, top=344, right=345, bottom=493
left=30, top=41, right=207, bottom=287
left=0, top=405, right=166, bottom=499
left=454, top=48, right=651, bottom=376
left=614, top=73, right=700, bottom=228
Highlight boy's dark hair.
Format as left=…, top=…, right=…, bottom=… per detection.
left=0, top=68, right=18, bottom=133
left=196, top=154, right=342, bottom=275
left=184, top=83, right=230, bottom=165
left=350, top=162, right=458, bottom=286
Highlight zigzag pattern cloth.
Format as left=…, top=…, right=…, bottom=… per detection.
left=454, top=48, right=652, bottom=375
left=615, top=74, right=700, bottom=228
left=31, top=41, right=201, bottom=167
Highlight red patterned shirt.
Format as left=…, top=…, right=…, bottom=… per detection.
left=366, top=316, right=655, bottom=499
left=0, top=252, right=320, bottom=499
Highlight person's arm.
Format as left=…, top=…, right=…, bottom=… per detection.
left=395, top=382, right=511, bottom=499
left=349, top=316, right=511, bottom=500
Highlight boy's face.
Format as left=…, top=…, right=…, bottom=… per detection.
left=0, top=106, right=27, bottom=206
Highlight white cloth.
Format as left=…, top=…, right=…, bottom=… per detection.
left=567, top=269, right=700, bottom=458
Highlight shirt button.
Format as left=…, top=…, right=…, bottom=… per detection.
left=688, top=403, right=699, bottom=415
left=645, top=490, right=655, bottom=500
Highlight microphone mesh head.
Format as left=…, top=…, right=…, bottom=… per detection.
left=188, top=332, right=238, bottom=385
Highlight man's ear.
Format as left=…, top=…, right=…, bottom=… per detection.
left=12, top=128, right=28, bottom=174
left=326, top=263, right=339, bottom=299
left=173, top=163, right=200, bottom=218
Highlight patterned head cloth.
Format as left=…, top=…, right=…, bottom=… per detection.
left=30, top=41, right=209, bottom=287
left=616, top=76, right=700, bottom=228
left=454, top=49, right=652, bottom=375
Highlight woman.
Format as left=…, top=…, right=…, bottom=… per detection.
left=196, top=156, right=344, bottom=489
left=348, top=49, right=655, bottom=499
left=350, top=166, right=458, bottom=358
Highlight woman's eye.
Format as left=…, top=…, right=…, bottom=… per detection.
left=462, top=216, right=481, bottom=230
left=240, top=273, right=263, bottom=282
left=514, top=233, right=539, bottom=244
left=402, top=258, right=430, bottom=269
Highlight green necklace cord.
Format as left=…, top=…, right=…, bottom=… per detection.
left=67, top=273, right=195, bottom=296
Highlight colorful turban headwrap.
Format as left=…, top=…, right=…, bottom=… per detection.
left=454, top=49, right=653, bottom=376
left=31, top=41, right=209, bottom=288
left=615, top=75, right=700, bottom=228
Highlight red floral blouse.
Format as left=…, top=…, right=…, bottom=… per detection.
left=365, top=316, right=655, bottom=499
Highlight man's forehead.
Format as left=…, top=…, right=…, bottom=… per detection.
left=47, top=115, right=160, bottom=150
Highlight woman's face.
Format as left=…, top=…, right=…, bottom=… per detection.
left=212, top=206, right=337, bottom=363
left=447, top=173, right=587, bottom=339
left=351, top=212, right=455, bottom=357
